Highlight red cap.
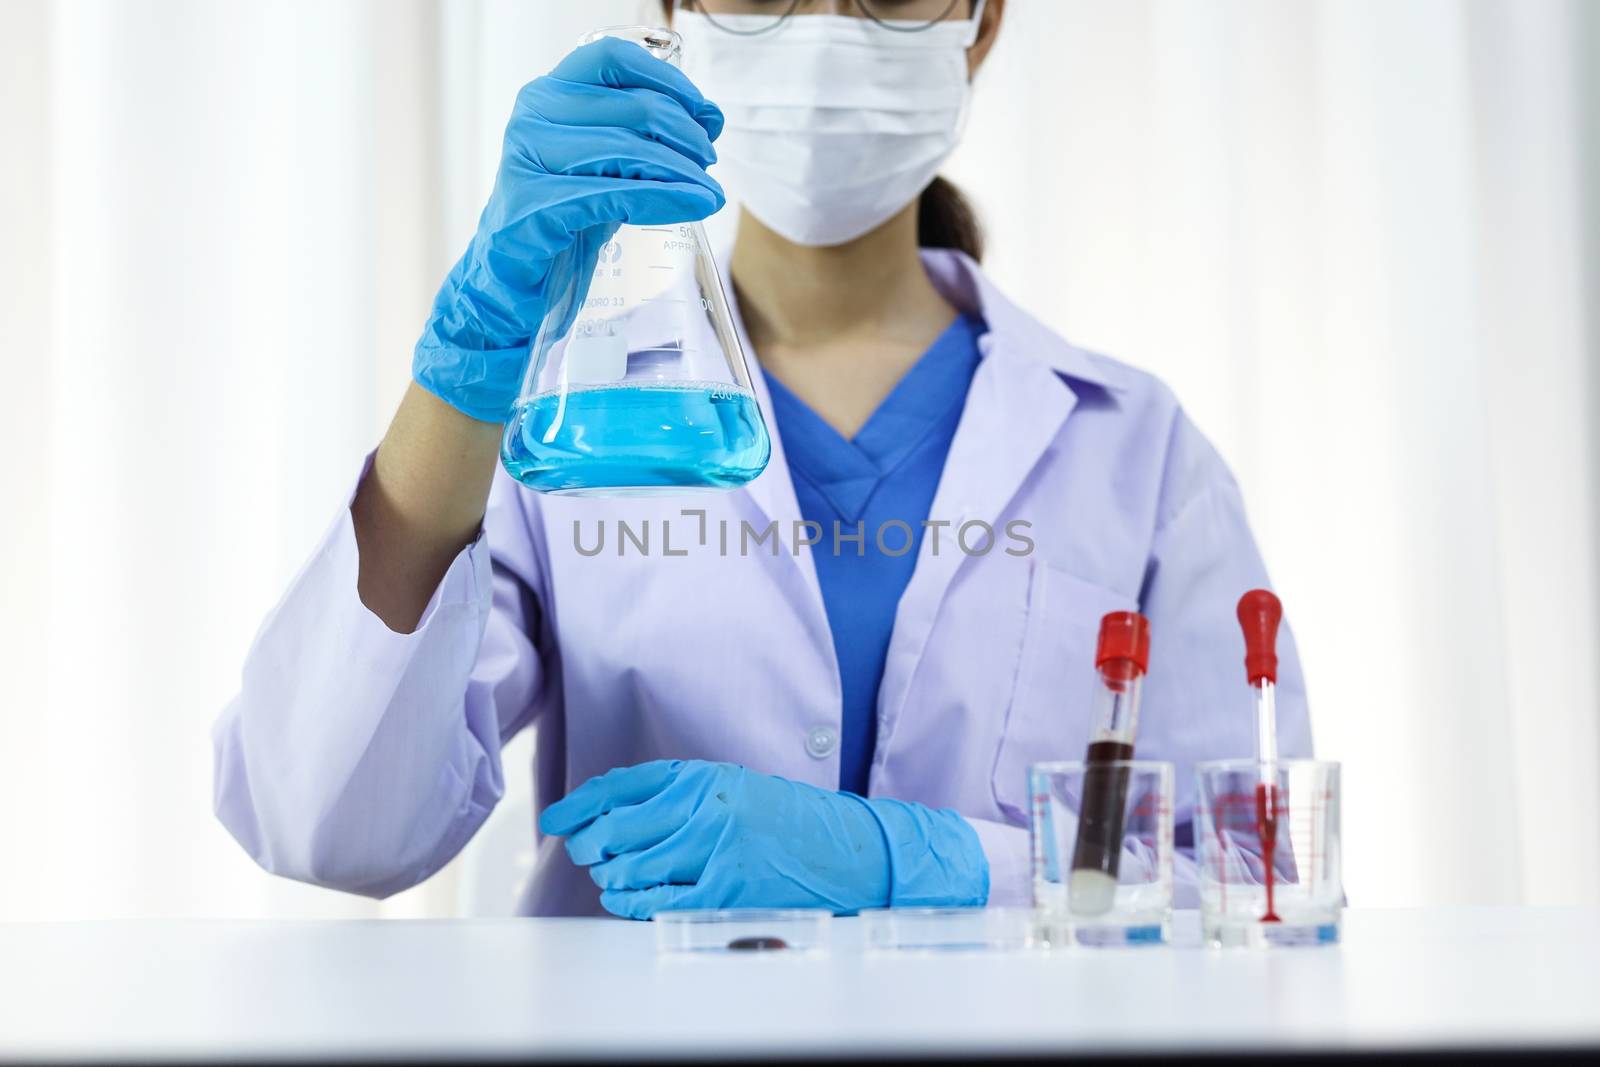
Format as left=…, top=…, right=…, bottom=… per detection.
left=1095, top=611, right=1151, bottom=678
left=1236, top=589, right=1283, bottom=685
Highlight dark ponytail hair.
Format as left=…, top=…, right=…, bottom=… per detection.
left=917, top=175, right=985, bottom=262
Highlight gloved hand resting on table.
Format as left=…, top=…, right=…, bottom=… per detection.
left=539, top=760, right=990, bottom=919
left=413, top=38, right=726, bottom=423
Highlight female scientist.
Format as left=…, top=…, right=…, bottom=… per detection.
left=213, top=0, right=1310, bottom=918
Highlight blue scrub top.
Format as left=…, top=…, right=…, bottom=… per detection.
left=764, top=314, right=985, bottom=795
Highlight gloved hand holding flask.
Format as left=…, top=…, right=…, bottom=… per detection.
left=412, top=37, right=727, bottom=424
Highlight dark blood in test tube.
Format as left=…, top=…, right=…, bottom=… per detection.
left=1068, top=612, right=1150, bottom=914
left=726, top=936, right=788, bottom=951
left=1073, top=739, right=1134, bottom=882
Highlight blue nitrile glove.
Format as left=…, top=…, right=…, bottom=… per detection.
left=538, top=760, right=990, bottom=920
left=413, top=38, right=726, bottom=423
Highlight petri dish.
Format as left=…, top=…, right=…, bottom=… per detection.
left=654, top=908, right=832, bottom=955
left=859, top=907, right=1040, bottom=952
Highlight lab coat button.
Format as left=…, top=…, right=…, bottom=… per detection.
left=805, top=726, right=838, bottom=759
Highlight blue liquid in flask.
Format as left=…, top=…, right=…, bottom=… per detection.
left=501, top=380, right=771, bottom=495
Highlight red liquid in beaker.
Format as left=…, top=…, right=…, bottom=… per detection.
left=1255, top=781, right=1282, bottom=923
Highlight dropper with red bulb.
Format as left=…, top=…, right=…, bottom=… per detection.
left=1237, top=589, right=1284, bottom=923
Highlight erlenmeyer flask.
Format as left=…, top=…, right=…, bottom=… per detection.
left=500, top=26, right=772, bottom=496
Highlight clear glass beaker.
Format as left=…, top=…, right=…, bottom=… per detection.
left=1029, top=760, right=1174, bottom=947
left=500, top=26, right=772, bottom=496
left=1195, top=759, right=1342, bottom=948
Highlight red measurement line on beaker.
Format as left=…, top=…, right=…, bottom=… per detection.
left=1214, top=804, right=1228, bottom=915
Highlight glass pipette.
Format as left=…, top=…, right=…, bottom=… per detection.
left=1068, top=611, right=1151, bottom=915
left=1237, top=589, right=1284, bottom=923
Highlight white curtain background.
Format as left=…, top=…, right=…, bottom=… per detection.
left=1, top=0, right=1595, bottom=920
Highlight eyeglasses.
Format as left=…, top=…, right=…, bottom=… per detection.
left=677, top=0, right=969, bottom=36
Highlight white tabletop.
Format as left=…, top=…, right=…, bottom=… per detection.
left=2, top=907, right=1597, bottom=1061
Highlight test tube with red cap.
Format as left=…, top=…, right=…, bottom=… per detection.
left=1237, top=589, right=1284, bottom=923
left=1068, top=611, right=1151, bottom=915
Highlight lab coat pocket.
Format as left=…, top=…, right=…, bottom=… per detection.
left=991, top=562, right=1138, bottom=825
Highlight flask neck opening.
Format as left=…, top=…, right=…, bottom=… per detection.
left=581, top=25, right=682, bottom=66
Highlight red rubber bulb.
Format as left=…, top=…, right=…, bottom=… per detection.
left=1237, top=589, right=1282, bottom=685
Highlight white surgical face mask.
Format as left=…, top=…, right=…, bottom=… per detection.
left=675, top=6, right=982, bottom=248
